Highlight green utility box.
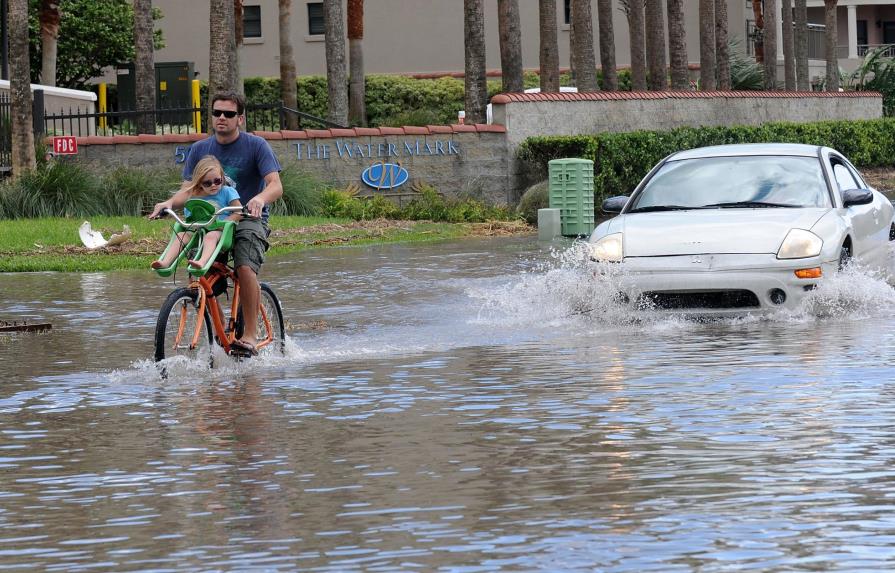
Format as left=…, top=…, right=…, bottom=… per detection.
left=548, top=158, right=595, bottom=236
left=117, top=61, right=195, bottom=122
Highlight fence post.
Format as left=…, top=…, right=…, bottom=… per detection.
left=191, top=79, right=201, bottom=133
left=32, top=89, right=45, bottom=139
left=98, top=83, right=107, bottom=132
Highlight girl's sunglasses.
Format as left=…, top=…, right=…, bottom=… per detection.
left=211, top=109, right=238, bottom=118
left=201, top=178, right=223, bottom=188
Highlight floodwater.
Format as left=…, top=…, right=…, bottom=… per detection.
left=4, top=236, right=895, bottom=571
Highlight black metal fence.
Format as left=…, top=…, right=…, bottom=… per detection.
left=0, top=93, right=9, bottom=174
left=40, top=98, right=342, bottom=138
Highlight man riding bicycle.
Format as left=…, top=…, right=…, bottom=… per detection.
left=149, top=92, right=282, bottom=356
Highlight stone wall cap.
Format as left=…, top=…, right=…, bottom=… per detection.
left=304, top=129, right=332, bottom=138
left=354, top=127, right=381, bottom=136
left=330, top=128, right=357, bottom=137
left=450, top=124, right=478, bottom=133
left=490, top=90, right=883, bottom=104
left=280, top=130, right=308, bottom=139
left=379, top=126, right=405, bottom=135
left=402, top=126, right=430, bottom=135
left=253, top=130, right=283, bottom=140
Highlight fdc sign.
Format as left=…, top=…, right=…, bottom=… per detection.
left=52, top=136, right=78, bottom=155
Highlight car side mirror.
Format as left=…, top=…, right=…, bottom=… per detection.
left=601, top=195, right=629, bottom=214
left=842, top=188, right=873, bottom=207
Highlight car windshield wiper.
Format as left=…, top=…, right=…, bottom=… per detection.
left=702, top=201, right=800, bottom=209
left=627, top=205, right=703, bottom=213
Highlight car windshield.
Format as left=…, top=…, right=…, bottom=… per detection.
left=631, top=155, right=830, bottom=211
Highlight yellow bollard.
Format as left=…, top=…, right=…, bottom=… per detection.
left=192, top=79, right=201, bottom=133
left=98, top=83, right=107, bottom=132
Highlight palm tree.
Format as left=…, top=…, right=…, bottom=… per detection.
left=208, top=0, right=236, bottom=118
left=781, top=0, right=795, bottom=89
left=699, top=0, right=715, bottom=90
left=347, top=0, right=366, bottom=125
left=620, top=0, right=647, bottom=90
left=644, top=0, right=666, bottom=90
left=464, top=0, right=487, bottom=124
left=10, top=0, right=35, bottom=177
left=763, top=0, right=777, bottom=89
left=715, top=0, right=730, bottom=89
left=824, top=0, right=838, bottom=91
left=279, top=0, right=298, bottom=129
left=323, top=0, right=348, bottom=125
left=133, top=0, right=156, bottom=135
left=38, top=0, right=60, bottom=86
left=539, top=0, right=560, bottom=91
left=498, top=0, right=524, bottom=92
left=795, top=0, right=809, bottom=90
left=570, top=0, right=598, bottom=90
left=597, top=0, right=617, bottom=90
left=234, top=0, right=245, bottom=94
left=667, top=0, right=688, bottom=90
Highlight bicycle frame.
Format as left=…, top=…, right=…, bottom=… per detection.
left=158, top=205, right=278, bottom=357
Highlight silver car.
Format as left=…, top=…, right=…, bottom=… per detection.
left=587, top=143, right=895, bottom=314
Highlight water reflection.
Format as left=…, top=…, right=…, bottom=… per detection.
left=2, top=238, right=895, bottom=570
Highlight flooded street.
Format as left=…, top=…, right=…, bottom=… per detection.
left=4, top=236, right=895, bottom=571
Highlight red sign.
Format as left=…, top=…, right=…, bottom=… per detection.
left=53, top=136, right=78, bottom=155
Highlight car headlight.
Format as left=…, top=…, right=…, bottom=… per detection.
left=589, top=233, right=624, bottom=262
left=777, top=229, right=823, bottom=259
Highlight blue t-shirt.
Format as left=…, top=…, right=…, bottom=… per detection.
left=184, top=185, right=240, bottom=221
left=183, top=132, right=281, bottom=222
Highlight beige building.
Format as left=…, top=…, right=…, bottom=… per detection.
left=150, top=0, right=750, bottom=80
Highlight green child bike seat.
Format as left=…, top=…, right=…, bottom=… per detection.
left=151, top=199, right=237, bottom=278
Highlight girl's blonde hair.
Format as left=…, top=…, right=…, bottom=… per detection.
left=187, top=155, right=226, bottom=196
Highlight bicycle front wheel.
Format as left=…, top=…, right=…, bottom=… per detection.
left=154, top=287, right=213, bottom=362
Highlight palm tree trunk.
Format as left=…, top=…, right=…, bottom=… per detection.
left=667, top=0, right=688, bottom=90
left=279, top=0, right=298, bottom=130
left=323, top=0, right=348, bottom=125
left=597, top=0, right=617, bottom=90
left=234, top=0, right=244, bottom=95
left=763, top=0, right=778, bottom=89
left=208, top=0, right=236, bottom=120
left=464, top=0, right=488, bottom=124
left=347, top=0, right=366, bottom=126
left=10, top=0, right=35, bottom=177
left=715, top=0, right=730, bottom=89
left=38, top=0, right=59, bottom=87
left=539, top=0, right=560, bottom=91
left=644, top=0, right=666, bottom=90
left=698, top=0, right=715, bottom=90
left=795, top=0, right=809, bottom=90
left=570, top=0, right=598, bottom=90
left=498, top=0, right=524, bottom=92
left=134, top=0, right=156, bottom=135
left=622, top=0, right=647, bottom=90
left=824, top=0, right=838, bottom=91
left=781, top=0, right=795, bottom=90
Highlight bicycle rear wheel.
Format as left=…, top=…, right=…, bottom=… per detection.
left=236, top=283, right=286, bottom=355
left=154, top=287, right=213, bottom=362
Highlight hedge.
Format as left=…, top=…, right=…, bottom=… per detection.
left=517, top=118, right=895, bottom=203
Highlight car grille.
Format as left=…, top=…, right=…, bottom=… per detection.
left=637, top=290, right=761, bottom=310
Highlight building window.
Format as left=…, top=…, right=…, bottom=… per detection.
left=308, top=2, right=325, bottom=36
left=244, top=5, right=261, bottom=38
left=564, top=0, right=570, bottom=25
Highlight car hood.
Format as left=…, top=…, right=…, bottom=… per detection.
left=618, top=208, right=830, bottom=257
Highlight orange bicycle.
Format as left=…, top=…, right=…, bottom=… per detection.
left=152, top=199, right=285, bottom=364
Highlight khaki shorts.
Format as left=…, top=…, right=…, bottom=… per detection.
left=232, top=218, right=270, bottom=274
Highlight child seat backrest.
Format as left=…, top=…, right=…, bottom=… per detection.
left=184, top=198, right=217, bottom=223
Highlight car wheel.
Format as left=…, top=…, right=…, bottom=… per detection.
left=838, top=244, right=851, bottom=271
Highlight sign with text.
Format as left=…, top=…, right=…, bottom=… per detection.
left=52, top=136, right=78, bottom=155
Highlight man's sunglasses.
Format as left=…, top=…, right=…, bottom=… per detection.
left=201, top=178, right=223, bottom=188
left=211, top=109, right=239, bottom=118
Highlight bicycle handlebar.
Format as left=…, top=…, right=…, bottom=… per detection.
left=159, top=205, right=255, bottom=230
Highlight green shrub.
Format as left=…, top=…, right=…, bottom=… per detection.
left=271, top=166, right=328, bottom=217
left=516, top=180, right=549, bottom=224
left=0, top=160, right=101, bottom=219
left=100, top=166, right=182, bottom=216
left=518, top=118, right=895, bottom=204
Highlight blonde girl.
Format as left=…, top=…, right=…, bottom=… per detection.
left=151, top=155, right=242, bottom=270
